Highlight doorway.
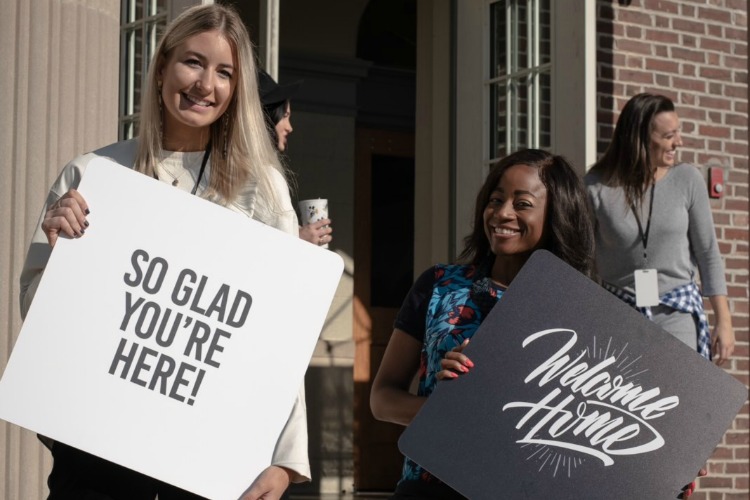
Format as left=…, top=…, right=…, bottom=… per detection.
left=353, top=128, right=415, bottom=492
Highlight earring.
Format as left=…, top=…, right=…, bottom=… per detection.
left=223, top=113, right=230, bottom=159
left=157, top=81, right=163, bottom=140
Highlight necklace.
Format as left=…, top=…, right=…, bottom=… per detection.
left=154, top=144, right=211, bottom=195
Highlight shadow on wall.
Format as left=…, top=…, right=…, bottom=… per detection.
left=287, top=363, right=354, bottom=496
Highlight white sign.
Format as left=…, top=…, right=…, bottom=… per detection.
left=0, top=159, right=344, bottom=499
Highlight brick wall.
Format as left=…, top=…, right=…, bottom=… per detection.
left=596, top=0, right=748, bottom=498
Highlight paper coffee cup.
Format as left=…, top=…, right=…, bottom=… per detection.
left=298, top=198, right=329, bottom=248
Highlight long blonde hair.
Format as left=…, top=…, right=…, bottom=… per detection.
left=135, top=4, right=286, bottom=210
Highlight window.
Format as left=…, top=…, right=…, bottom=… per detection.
left=488, top=0, right=551, bottom=160
left=119, top=0, right=168, bottom=139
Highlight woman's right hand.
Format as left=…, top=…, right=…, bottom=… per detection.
left=41, top=188, right=90, bottom=248
left=437, top=339, right=474, bottom=380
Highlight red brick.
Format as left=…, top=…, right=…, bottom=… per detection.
left=726, top=0, right=747, bottom=9
left=699, top=125, right=732, bottom=139
left=698, top=7, right=733, bottom=24
left=725, top=493, right=750, bottom=500
left=726, top=142, right=748, bottom=155
left=733, top=418, right=750, bottom=431
left=681, top=3, right=696, bottom=17
left=725, top=55, right=748, bottom=69
left=619, top=9, right=654, bottom=25
left=644, top=0, right=679, bottom=14
left=735, top=475, right=750, bottom=489
left=726, top=113, right=748, bottom=126
left=700, top=37, right=733, bottom=53
left=700, top=476, right=734, bottom=488
left=655, top=74, right=670, bottom=86
left=617, top=68, right=655, bottom=84
left=626, top=25, right=642, bottom=38
left=701, top=66, right=733, bottom=80
left=626, top=56, right=644, bottom=69
left=672, top=18, right=706, bottom=35
left=699, top=96, right=733, bottom=111
left=671, top=46, right=707, bottom=62
left=707, top=23, right=722, bottom=37
left=682, top=34, right=698, bottom=48
left=710, top=445, right=734, bottom=459
left=725, top=431, right=750, bottom=445
left=616, top=39, right=654, bottom=55
left=646, top=58, right=679, bottom=73
left=646, top=29, right=680, bottom=44
left=725, top=27, right=745, bottom=41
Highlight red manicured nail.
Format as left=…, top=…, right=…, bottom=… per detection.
left=465, top=359, right=475, bottom=368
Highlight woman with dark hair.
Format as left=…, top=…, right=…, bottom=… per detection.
left=370, top=148, right=595, bottom=498
left=585, top=93, right=734, bottom=365
left=257, top=69, right=333, bottom=247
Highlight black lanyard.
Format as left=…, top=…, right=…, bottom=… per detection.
left=154, top=144, right=211, bottom=195
left=631, top=183, right=655, bottom=263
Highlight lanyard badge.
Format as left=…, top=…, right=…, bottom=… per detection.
left=632, top=184, right=659, bottom=307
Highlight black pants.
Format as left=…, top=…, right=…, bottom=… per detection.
left=47, top=442, right=207, bottom=500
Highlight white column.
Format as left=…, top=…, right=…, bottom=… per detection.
left=0, top=1, right=119, bottom=497
left=259, top=0, right=280, bottom=78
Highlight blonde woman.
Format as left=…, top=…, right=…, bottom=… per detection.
left=20, top=5, right=308, bottom=499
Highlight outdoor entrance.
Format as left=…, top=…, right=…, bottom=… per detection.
left=353, top=128, right=415, bottom=492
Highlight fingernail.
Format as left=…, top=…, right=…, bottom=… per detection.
left=458, top=365, right=468, bottom=373
left=465, top=359, right=475, bottom=368
left=84, top=220, right=89, bottom=227
left=85, top=209, right=90, bottom=215
left=448, top=372, right=458, bottom=378
left=80, top=229, right=85, bottom=235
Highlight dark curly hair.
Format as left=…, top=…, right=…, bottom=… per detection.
left=458, top=148, right=596, bottom=279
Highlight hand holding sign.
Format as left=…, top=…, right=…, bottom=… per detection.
left=399, top=251, right=747, bottom=499
left=0, top=159, right=344, bottom=499
left=42, top=188, right=90, bottom=247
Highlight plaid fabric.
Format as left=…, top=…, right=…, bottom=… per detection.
left=603, top=281, right=711, bottom=360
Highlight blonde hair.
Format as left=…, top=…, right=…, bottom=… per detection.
left=135, top=3, right=286, bottom=210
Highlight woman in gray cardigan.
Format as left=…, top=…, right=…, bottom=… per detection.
left=585, top=92, right=734, bottom=365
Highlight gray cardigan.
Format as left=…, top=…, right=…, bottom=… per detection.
left=585, top=163, right=727, bottom=297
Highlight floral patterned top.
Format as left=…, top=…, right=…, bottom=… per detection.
left=393, top=262, right=504, bottom=496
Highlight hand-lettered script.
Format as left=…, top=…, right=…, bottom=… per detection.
left=502, top=328, right=679, bottom=466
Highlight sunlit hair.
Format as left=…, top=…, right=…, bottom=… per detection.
left=135, top=3, right=286, bottom=209
left=458, top=149, right=596, bottom=279
left=590, top=92, right=676, bottom=210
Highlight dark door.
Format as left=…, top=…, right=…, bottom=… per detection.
left=353, top=128, right=415, bottom=492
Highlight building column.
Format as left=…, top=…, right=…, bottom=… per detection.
left=0, top=1, right=119, bottom=496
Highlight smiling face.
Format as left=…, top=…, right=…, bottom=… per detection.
left=649, top=111, right=682, bottom=170
left=159, top=30, right=237, bottom=151
left=483, top=164, right=548, bottom=259
left=274, top=102, right=293, bottom=152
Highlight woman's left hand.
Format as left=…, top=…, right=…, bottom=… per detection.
left=712, top=322, right=735, bottom=366
left=436, top=339, right=474, bottom=381
left=238, top=465, right=292, bottom=500
left=679, top=467, right=707, bottom=498
left=708, top=295, right=734, bottom=366
left=299, top=218, right=332, bottom=247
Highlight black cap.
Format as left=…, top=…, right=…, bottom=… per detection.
left=258, top=69, right=302, bottom=106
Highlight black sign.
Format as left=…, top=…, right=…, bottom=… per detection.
left=399, top=250, right=747, bottom=499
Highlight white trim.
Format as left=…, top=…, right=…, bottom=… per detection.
left=551, top=0, right=596, bottom=173
left=259, top=0, right=280, bottom=79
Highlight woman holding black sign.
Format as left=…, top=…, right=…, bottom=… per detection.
left=585, top=93, right=734, bottom=365
left=19, top=4, right=308, bottom=499
left=370, top=149, right=596, bottom=498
